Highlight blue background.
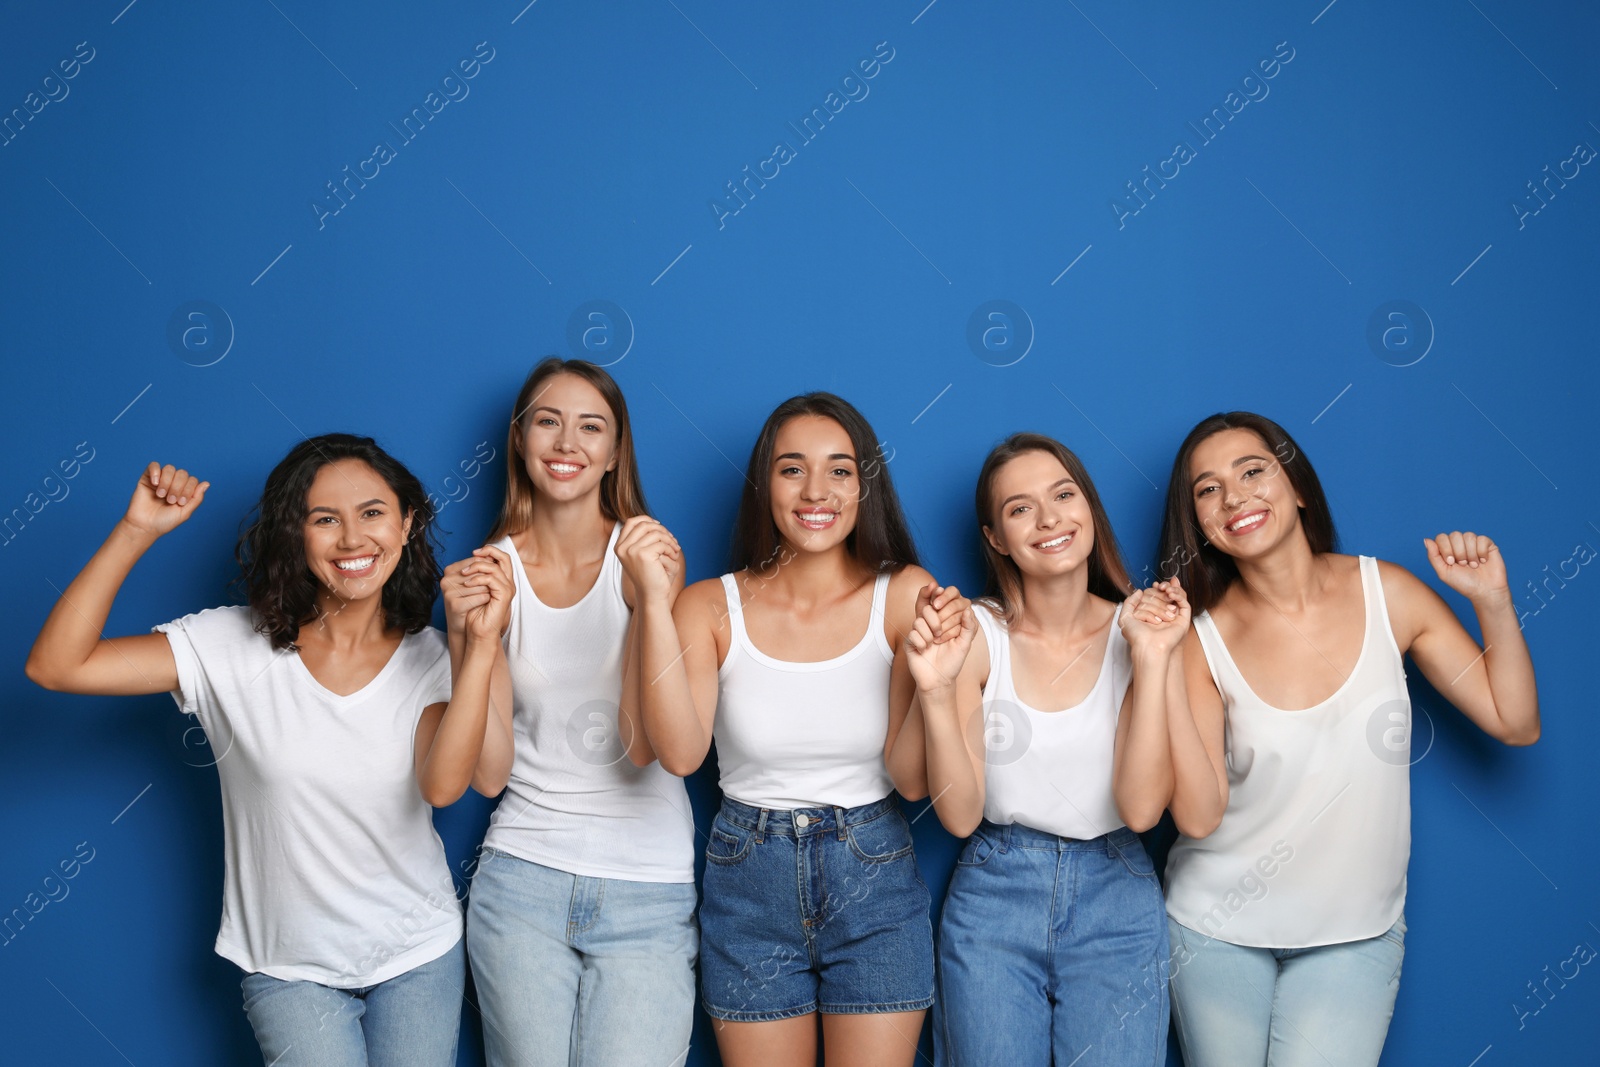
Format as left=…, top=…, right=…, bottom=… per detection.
left=2, top=1, right=1596, bottom=1063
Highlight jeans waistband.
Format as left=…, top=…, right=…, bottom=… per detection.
left=717, top=794, right=899, bottom=839
left=979, top=819, right=1139, bottom=852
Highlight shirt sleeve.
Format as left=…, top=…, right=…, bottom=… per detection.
left=418, top=629, right=454, bottom=711
left=151, top=616, right=203, bottom=718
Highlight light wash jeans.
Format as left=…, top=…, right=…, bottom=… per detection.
left=465, top=847, right=698, bottom=1067
left=934, top=822, right=1169, bottom=1067
left=1167, top=913, right=1406, bottom=1067
left=240, top=936, right=464, bottom=1066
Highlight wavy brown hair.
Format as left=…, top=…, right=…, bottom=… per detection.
left=487, top=358, right=649, bottom=542
left=1156, top=411, right=1337, bottom=616
left=234, top=434, right=442, bottom=650
left=974, top=433, right=1132, bottom=625
left=731, top=393, right=919, bottom=574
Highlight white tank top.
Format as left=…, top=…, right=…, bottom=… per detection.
left=713, top=571, right=896, bottom=810
left=972, top=602, right=1129, bottom=840
left=482, top=526, right=695, bottom=882
left=1165, top=556, right=1410, bottom=948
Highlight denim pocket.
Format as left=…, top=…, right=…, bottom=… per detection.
left=845, top=811, right=914, bottom=864
left=955, top=831, right=995, bottom=868
left=706, top=820, right=754, bottom=865
left=1111, top=835, right=1158, bottom=879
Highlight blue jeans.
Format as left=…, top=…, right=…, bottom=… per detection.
left=935, top=821, right=1169, bottom=1066
left=1167, top=913, right=1406, bottom=1067
left=240, top=936, right=464, bottom=1066
left=698, top=795, right=935, bottom=1021
left=465, top=848, right=698, bottom=1067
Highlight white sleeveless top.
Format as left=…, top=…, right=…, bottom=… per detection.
left=482, top=526, right=695, bottom=883
left=713, top=571, right=896, bottom=809
left=1165, top=556, right=1411, bottom=948
left=972, top=602, right=1129, bottom=840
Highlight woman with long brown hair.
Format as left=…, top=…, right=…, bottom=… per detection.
left=901, top=432, right=1201, bottom=1066
left=454, top=358, right=699, bottom=1066
left=1157, top=411, right=1539, bottom=1066
left=626, top=392, right=963, bottom=1067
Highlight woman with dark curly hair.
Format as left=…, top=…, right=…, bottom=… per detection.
left=26, top=434, right=512, bottom=1066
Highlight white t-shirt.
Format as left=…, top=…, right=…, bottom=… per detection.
left=155, top=606, right=462, bottom=987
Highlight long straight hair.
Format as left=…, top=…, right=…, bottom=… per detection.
left=1156, top=411, right=1338, bottom=616
left=235, top=433, right=442, bottom=650
left=974, top=433, right=1132, bottom=625
left=730, top=392, right=919, bottom=574
left=487, top=358, right=650, bottom=542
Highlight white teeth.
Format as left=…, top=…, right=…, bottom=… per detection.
left=1037, top=534, right=1072, bottom=549
left=548, top=462, right=581, bottom=473
left=1228, top=513, right=1266, bottom=532
left=336, top=556, right=376, bottom=571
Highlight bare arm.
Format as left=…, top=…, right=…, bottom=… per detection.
left=885, top=568, right=969, bottom=801
left=1112, top=586, right=1188, bottom=833
left=1385, top=536, right=1538, bottom=746
left=420, top=546, right=516, bottom=806
left=637, top=578, right=724, bottom=777
left=911, top=606, right=989, bottom=837
left=1165, top=625, right=1230, bottom=838
left=442, top=548, right=517, bottom=797
left=617, top=517, right=685, bottom=767
left=26, top=463, right=206, bottom=696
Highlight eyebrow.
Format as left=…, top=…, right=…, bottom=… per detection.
left=774, top=452, right=857, bottom=462
left=1190, top=454, right=1273, bottom=488
left=999, top=477, right=1074, bottom=509
left=308, top=499, right=386, bottom=514
left=532, top=406, right=608, bottom=421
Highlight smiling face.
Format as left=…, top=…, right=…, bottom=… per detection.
left=984, top=449, right=1097, bottom=579
left=1188, top=427, right=1305, bottom=560
left=516, top=373, right=619, bottom=504
left=302, top=458, right=413, bottom=604
left=768, top=415, right=861, bottom=555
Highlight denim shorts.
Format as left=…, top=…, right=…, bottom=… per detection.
left=698, top=794, right=935, bottom=1022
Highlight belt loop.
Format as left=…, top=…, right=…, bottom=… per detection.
left=1000, top=822, right=1013, bottom=854
left=756, top=808, right=769, bottom=845
left=834, top=805, right=848, bottom=841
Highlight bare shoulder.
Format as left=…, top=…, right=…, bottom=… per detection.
left=1372, top=555, right=1442, bottom=650
left=677, top=575, right=730, bottom=616
left=890, top=563, right=936, bottom=596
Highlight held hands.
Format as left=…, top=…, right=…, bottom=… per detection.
left=1120, top=577, right=1190, bottom=659
left=614, top=516, right=682, bottom=603
left=1424, top=531, right=1509, bottom=604
left=122, top=462, right=209, bottom=538
left=442, top=546, right=515, bottom=644
left=905, top=583, right=976, bottom=693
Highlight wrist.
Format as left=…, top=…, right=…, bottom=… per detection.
left=1467, top=586, right=1515, bottom=613
left=1131, top=645, right=1173, bottom=670
left=113, top=517, right=160, bottom=547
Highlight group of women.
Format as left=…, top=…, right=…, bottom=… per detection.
left=25, top=358, right=1539, bottom=1067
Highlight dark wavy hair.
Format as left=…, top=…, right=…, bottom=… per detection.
left=731, top=392, right=919, bottom=574
left=1156, top=411, right=1337, bottom=616
left=975, top=433, right=1132, bottom=624
left=487, top=357, right=650, bottom=542
left=235, top=433, right=442, bottom=650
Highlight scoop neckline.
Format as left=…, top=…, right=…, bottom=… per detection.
left=503, top=523, right=619, bottom=613
left=997, top=603, right=1120, bottom=715
left=1202, top=558, right=1373, bottom=714
left=727, top=572, right=890, bottom=674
